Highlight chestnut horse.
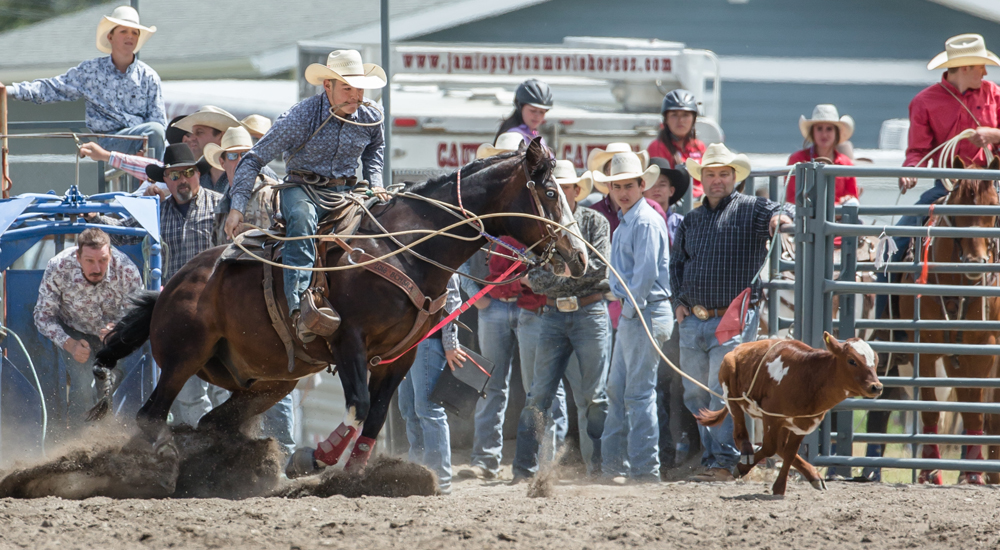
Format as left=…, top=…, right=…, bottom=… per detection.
left=90, top=138, right=587, bottom=476
left=896, top=158, right=1000, bottom=485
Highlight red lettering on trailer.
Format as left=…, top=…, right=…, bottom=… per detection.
left=461, top=143, right=479, bottom=164
left=403, top=54, right=413, bottom=69
left=430, top=55, right=439, bottom=69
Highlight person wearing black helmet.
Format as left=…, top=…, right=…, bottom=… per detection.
left=497, top=79, right=553, bottom=147
left=647, top=89, right=706, bottom=199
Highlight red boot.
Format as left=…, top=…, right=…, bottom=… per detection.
left=314, top=423, right=358, bottom=467
left=344, top=436, right=377, bottom=473
left=918, top=425, right=943, bottom=485
left=959, top=430, right=985, bottom=485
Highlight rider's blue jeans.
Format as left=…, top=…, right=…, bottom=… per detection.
left=279, top=185, right=350, bottom=313
left=97, top=122, right=166, bottom=160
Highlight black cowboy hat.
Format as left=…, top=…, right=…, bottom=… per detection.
left=649, top=157, right=691, bottom=206
left=165, top=114, right=190, bottom=146
left=146, top=143, right=206, bottom=183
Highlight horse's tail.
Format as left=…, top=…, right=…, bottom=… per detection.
left=87, top=290, right=159, bottom=421
left=695, top=406, right=730, bottom=427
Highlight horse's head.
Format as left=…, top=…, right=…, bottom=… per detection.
left=946, top=157, right=1000, bottom=279
left=501, top=137, right=588, bottom=278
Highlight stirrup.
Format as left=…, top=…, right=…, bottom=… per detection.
left=292, top=311, right=316, bottom=344
left=300, top=288, right=340, bottom=337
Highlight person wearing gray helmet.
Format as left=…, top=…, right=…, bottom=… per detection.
left=497, top=79, right=554, bottom=148
left=647, top=90, right=706, bottom=199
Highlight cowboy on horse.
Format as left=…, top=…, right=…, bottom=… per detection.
left=222, top=49, right=391, bottom=343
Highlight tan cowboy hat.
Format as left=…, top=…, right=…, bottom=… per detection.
left=685, top=143, right=751, bottom=182
left=928, top=34, right=1000, bottom=70
left=203, top=126, right=253, bottom=171
left=173, top=105, right=242, bottom=133
left=305, top=50, right=387, bottom=89
left=240, top=114, right=272, bottom=138
left=592, top=153, right=660, bottom=191
left=587, top=142, right=649, bottom=173
left=476, top=132, right=525, bottom=159
left=799, top=104, right=855, bottom=144
left=96, top=6, right=156, bottom=54
left=553, top=159, right=593, bottom=197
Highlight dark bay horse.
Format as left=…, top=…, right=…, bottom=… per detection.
left=92, top=138, right=587, bottom=476
left=896, top=157, right=1000, bottom=485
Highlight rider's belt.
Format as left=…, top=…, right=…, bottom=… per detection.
left=692, top=305, right=726, bottom=321
left=285, top=170, right=357, bottom=188
left=546, top=293, right=604, bottom=312
left=498, top=297, right=519, bottom=303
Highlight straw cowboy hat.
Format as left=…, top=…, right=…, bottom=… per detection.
left=587, top=143, right=649, bottom=173
left=799, top=104, right=855, bottom=144
left=240, top=114, right=272, bottom=138
left=203, top=127, right=253, bottom=171
left=96, top=6, right=156, bottom=54
left=552, top=159, right=593, bottom=197
left=928, top=33, right=1000, bottom=70
left=305, top=50, right=387, bottom=89
left=649, top=157, right=691, bottom=206
left=173, top=105, right=243, bottom=133
left=476, top=132, right=525, bottom=159
left=592, top=153, right=660, bottom=191
left=685, top=143, right=751, bottom=182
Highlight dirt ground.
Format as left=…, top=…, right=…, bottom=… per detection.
left=2, top=472, right=999, bottom=550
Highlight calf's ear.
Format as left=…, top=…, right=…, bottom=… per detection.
left=823, top=331, right=843, bottom=354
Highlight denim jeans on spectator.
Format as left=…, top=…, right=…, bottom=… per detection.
left=602, top=301, right=674, bottom=479
left=470, top=300, right=533, bottom=475
left=397, top=339, right=452, bottom=491
left=656, top=321, right=681, bottom=467
left=514, top=300, right=611, bottom=478
left=515, top=307, right=568, bottom=467
left=679, top=307, right=760, bottom=472
left=97, top=122, right=166, bottom=160
left=261, top=393, right=296, bottom=458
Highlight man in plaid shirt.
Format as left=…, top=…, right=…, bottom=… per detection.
left=670, top=144, right=793, bottom=483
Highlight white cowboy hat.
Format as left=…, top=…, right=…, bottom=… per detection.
left=240, top=114, right=272, bottom=138
left=587, top=143, right=649, bottom=173
left=685, top=143, right=752, bottom=182
left=552, top=159, right=593, bottom=197
left=928, top=33, right=1000, bottom=70
left=592, top=153, right=660, bottom=191
left=203, top=126, right=253, bottom=171
left=96, top=6, right=156, bottom=54
left=305, top=50, right=387, bottom=89
left=172, top=105, right=242, bottom=133
left=799, top=104, right=855, bottom=144
left=476, top=132, right=525, bottom=159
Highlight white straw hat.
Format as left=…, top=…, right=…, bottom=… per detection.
left=203, top=126, right=253, bottom=171
left=587, top=142, right=649, bottom=173
left=240, top=114, right=272, bottom=138
left=96, top=6, right=156, bottom=54
left=552, top=159, right=593, bottom=197
left=592, top=153, right=660, bottom=191
left=928, top=33, right=1000, bottom=70
left=685, top=143, right=751, bottom=182
left=173, top=105, right=243, bottom=133
left=799, top=104, right=855, bottom=144
left=305, top=50, right=387, bottom=89
left=476, top=132, right=525, bottom=159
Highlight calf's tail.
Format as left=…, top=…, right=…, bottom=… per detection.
left=695, top=407, right=730, bottom=427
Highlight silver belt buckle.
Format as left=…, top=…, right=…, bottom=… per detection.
left=556, top=296, right=579, bottom=312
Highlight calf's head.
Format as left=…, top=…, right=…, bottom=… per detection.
left=823, top=331, right=883, bottom=398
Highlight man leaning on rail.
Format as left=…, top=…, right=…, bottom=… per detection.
left=223, top=50, right=389, bottom=344
left=0, top=6, right=166, bottom=159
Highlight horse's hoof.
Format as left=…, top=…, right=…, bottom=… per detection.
left=918, top=469, right=943, bottom=485
left=810, top=479, right=827, bottom=491
left=959, top=473, right=985, bottom=485
left=152, top=427, right=177, bottom=460
left=286, top=447, right=325, bottom=479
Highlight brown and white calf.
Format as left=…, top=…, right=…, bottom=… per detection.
left=696, top=332, right=883, bottom=496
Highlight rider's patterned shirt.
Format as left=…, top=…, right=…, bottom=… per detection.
left=230, top=91, right=384, bottom=214
left=669, top=191, right=794, bottom=311
left=34, top=246, right=142, bottom=348
left=7, top=56, right=166, bottom=134
left=528, top=206, right=610, bottom=298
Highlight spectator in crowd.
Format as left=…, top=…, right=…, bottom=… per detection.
left=645, top=158, right=701, bottom=470
left=595, top=152, right=672, bottom=483
left=397, top=275, right=467, bottom=494
left=172, top=106, right=245, bottom=194
left=784, top=104, right=859, bottom=206
left=512, top=161, right=611, bottom=481
left=670, top=143, right=793, bottom=482
left=0, top=6, right=165, bottom=159
left=33, top=228, right=142, bottom=435
left=645, top=90, right=706, bottom=200
left=204, top=126, right=279, bottom=244
left=496, top=79, right=553, bottom=146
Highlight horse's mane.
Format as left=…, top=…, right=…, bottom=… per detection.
left=404, top=150, right=521, bottom=194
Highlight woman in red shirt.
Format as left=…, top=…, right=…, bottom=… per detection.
left=785, top=104, right=860, bottom=205
left=646, top=89, right=706, bottom=198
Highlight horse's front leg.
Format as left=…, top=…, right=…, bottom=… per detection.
left=344, top=354, right=414, bottom=473
left=950, top=354, right=994, bottom=485
left=917, top=351, right=944, bottom=485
